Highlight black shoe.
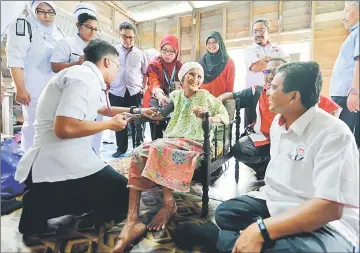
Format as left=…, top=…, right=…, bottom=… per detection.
left=112, top=150, right=126, bottom=158
left=173, top=222, right=219, bottom=251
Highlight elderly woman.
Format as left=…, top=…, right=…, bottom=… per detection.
left=113, top=62, right=229, bottom=253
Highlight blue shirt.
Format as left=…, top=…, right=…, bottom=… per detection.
left=109, top=45, right=148, bottom=97
left=329, top=22, right=359, bottom=97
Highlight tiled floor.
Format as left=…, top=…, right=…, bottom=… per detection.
left=1, top=122, right=259, bottom=252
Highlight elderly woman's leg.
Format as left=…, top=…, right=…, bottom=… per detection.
left=147, top=186, right=177, bottom=231
left=112, top=189, right=146, bottom=253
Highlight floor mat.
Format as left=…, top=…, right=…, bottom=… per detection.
left=1, top=157, right=221, bottom=253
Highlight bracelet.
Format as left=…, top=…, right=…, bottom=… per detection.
left=348, top=88, right=359, bottom=96
left=256, top=218, right=272, bottom=245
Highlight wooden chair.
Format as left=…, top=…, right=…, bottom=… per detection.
left=132, top=99, right=242, bottom=216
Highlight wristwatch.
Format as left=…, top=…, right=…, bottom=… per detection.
left=348, top=88, right=359, bottom=96
left=256, top=218, right=273, bottom=246
left=130, top=106, right=137, bottom=114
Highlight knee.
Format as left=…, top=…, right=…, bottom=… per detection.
left=215, top=200, right=232, bottom=228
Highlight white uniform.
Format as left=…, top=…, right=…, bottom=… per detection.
left=50, top=2, right=103, bottom=155
left=1, top=1, right=26, bottom=41
left=6, top=1, right=63, bottom=151
left=15, top=61, right=107, bottom=183
left=244, top=42, right=288, bottom=89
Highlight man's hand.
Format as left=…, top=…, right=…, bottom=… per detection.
left=347, top=93, right=359, bottom=112
left=77, top=55, right=85, bottom=65
left=15, top=87, right=31, bottom=106
left=141, top=107, right=157, bottom=116
left=260, top=56, right=271, bottom=62
left=109, top=114, right=128, bottom=131
left=232, top=223, right=264, bottom=253
left=192, top=106, right=208, bottom=119
left=155, top=92, right=170, bottom=106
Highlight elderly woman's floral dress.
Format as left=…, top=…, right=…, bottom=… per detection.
left=128, top=89, right=229, bottom=192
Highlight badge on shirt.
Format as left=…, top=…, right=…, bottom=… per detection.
left=16, top=18, right=26, bottom=36
left=287, top=145, right=306, bottom=161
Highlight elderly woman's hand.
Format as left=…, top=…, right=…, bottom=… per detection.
left=192, top=106, right=209, bottom=119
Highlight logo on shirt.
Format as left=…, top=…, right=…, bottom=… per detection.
left=287, top=145, right=306, bottom=161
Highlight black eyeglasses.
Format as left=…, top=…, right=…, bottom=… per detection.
left=120, top=34, right=135, bottom=41
left=81, top=23, right=100, bottom=33
left=35, top=9, right=56, bottom=16
left=263, top=69, right=276, bottom=75
left=161, top=49, right=176, bottom=55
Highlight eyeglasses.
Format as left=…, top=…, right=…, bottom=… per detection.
left=109, top=58, right=120, bottom=69
left=81, top=23, right=100, bottom=33
left=120, top=34, right=135, bottom=41
left=263, top=69, right=276, bottom=75
left=35, top=9, right=56, bottom=17
left=252, top=28, right=267, bottom=35
left=161, top=49, right=176, bottom=55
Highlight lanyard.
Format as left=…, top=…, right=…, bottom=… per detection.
left=163, top=66, right=176, bottom=89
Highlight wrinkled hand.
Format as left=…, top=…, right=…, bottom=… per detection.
left=110, top=114, right=128, bottom=131
left=141, top=107, right=157, bottom=116
left=77, top=55, right=85, bottom=65
left=347, top=93, right=359, bottom=112
left=217, top=94, right=227, bottom=103
left=192, top=106, right=209, bottom=119
left=15, top=88, right=31, bottom=106
left=232, top=223, right=264, bottom=253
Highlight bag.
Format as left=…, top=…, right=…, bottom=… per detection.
left=1, top=139, right=24, bottom=199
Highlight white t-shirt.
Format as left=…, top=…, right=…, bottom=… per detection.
left=248, top=106, right=359, bottom=246
left=15, top=61, right=107, bottom=183
left=243, top=42, right=288, bottom=89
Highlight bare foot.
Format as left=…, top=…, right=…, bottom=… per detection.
left=112, top=220, right=146, bottom=253
left=147, top=202, right=177, bottom=231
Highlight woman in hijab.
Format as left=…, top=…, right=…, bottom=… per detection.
left=6, top=1, right=64, bottom=151
left=142, top=34, right=183, bottom=139
left=113, top=62, right=229, bottom=253
left=50, top=3, right=103, bottom=155
left=198, top=31, right=235, bottom=98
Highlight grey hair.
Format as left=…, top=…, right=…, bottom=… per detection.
left=345, top=1, right=359, bottom=7
left=252, top=18, right=270, bottom=32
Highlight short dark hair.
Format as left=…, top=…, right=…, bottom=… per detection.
left=252, top=18, right=270, bottom=32
left=269, top=57, right=288, bottom=64
left=277, top=61, right=322, bottom=109
left=119, top=22, right=136, bottom=34
left=84, top=39, right=119, bottom=63
left=77, top=13, right=97, bottom=23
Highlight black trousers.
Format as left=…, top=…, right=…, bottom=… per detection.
left=215, top=195, right=354, bottom=253
left=232, top=135, right=270, bottom=176
left=332, top=96, right=359, bottom=147
left=19, top=166, right=129, bottom=234
left=109, top=90, right=142, bottom=153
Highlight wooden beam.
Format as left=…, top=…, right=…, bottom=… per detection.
left=315, top=11, right=343, bottom=23
left=277, top=0, right=283, bottom=44
left=311, top=1, right=316, bottom=60
left=187, top=1, right=195, bottom=9
left=195, top=10, right=201, bottom=60
left=249, top=1, right=254, bottom=35
left=152, top=22, right=156, bottom=48
left=191, top=10, right=196, bottom=61
left=111, top=8, right=116, bottom=33
left=103, top=1, right=137, bottom=24
left=177, top=16, right=181, bottom=59
left=223, top=6, right=227, bottom=41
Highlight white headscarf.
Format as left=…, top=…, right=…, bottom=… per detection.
left=27, top=1, right=57, bottom=35
left=178, top=62, right=204, bottom=84
left=73, top=3, right=97, bottom=18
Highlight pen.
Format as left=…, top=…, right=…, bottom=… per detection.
left=71, top=53, right=82, bottom=56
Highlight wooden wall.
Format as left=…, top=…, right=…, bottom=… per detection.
left=136, top=0, right=348, bottom=97
left=313, top=1, right=348, bottom=97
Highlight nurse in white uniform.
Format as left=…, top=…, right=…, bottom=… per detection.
left=50, top=3, right=104, bottom=154
left=5, top=1, right=63, bottom=151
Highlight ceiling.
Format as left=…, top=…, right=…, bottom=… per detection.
left=117, top=1, right=229, bottom=22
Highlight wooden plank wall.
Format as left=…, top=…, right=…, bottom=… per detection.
left=313, top=1, right=348, bottom=97
left=135, top=1, right=347, bottom=97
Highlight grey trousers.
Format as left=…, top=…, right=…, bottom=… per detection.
left=215, top=195, right=354, bottom=253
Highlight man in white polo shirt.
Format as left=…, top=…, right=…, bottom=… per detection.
left=243, top=18, right=289, bottom=126
left=15, top=39, right=150, bottom=236
left=174, top=62, right=359, bottom=253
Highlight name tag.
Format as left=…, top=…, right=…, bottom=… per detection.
left=16, top=18, right=26, bottom=36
